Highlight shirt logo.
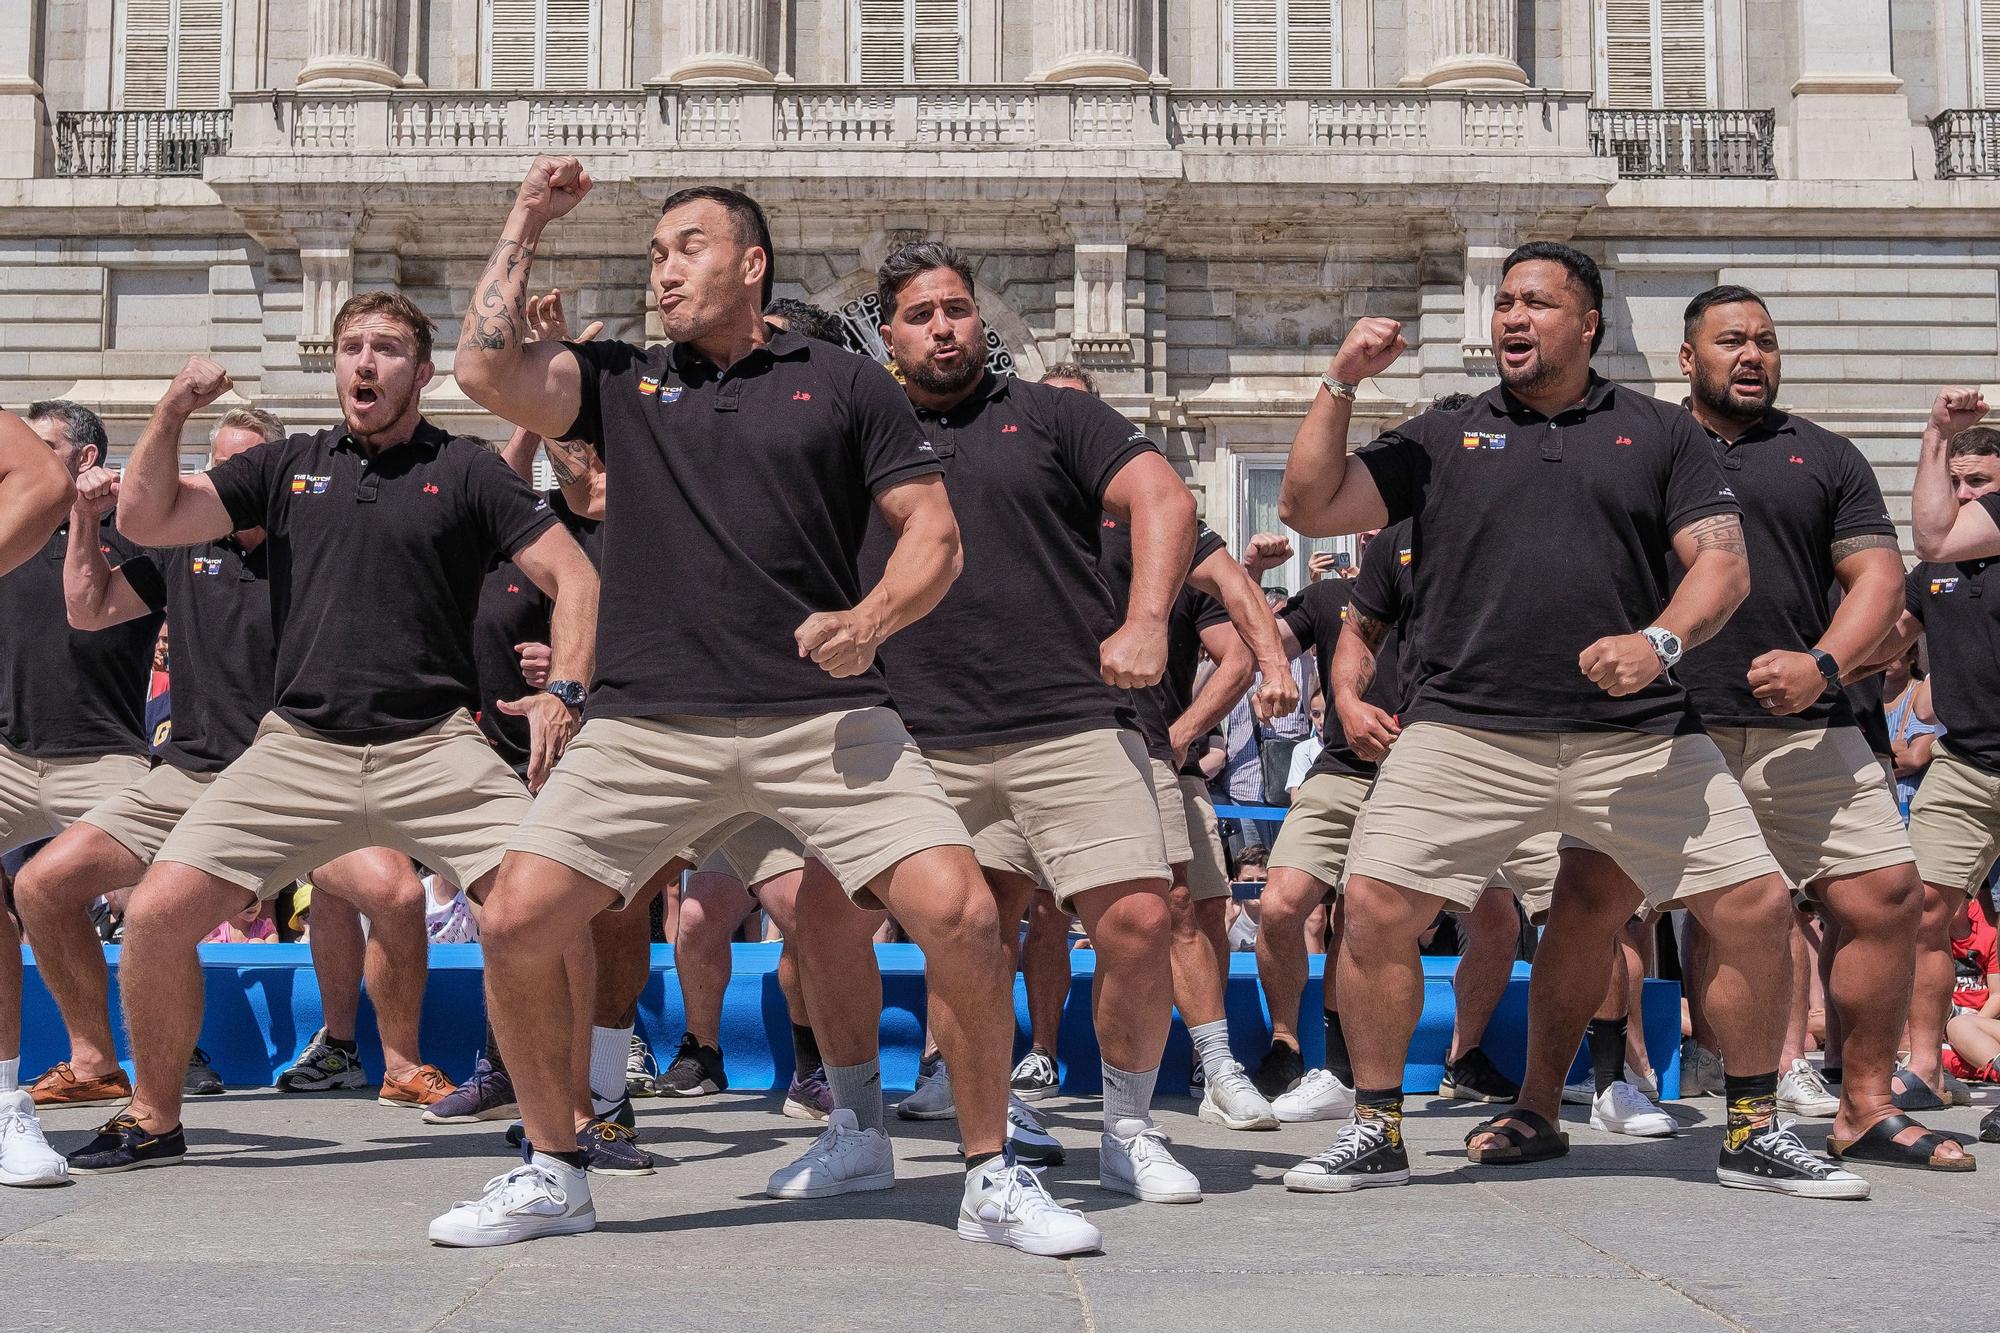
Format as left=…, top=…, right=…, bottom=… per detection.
left=290, top=473, right=331, bottom=494
left=423, top=483, right=441, bottom=495
left=1398, top=548, right=1412, bottom=566
left=190, top=556, right=222, bottom=576
left=917, top=441, right=936, bottom=454
left=1614, top=435, right=1634, bottom=447
left=1932, top=576, right=1962, bottom=595
left=659, top=386, right=683, bottom=404
left=1001, top=424, right=1019, bottom=434
left=793, top=391, right=813, bottom=402
left=506, top=583, right=521, bottom=594
left=1462, top=432, right=1507, bottom=450
left=1788, top=454, right=1805, bottom=464
left=1718, top=486, right=1736, bottom=499
left=638, top=377, right=659, bottom=397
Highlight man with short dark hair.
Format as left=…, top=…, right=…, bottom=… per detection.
left=77, top=292, right=598, bottom=1178
left=448, top=160, right=1086, bottom=1256
left=1276, top=242, right=1865, bottom=1199
left=764, top=297, right=848, bottom=347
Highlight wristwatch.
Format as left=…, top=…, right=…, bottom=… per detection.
left=1641, top=626, right=1683, bottom=669
left=1809, top=648, right=1841, bottom=688
left=545, top=679, right=586, bottom=710
left=1320, top=372, right=1358, bottom=401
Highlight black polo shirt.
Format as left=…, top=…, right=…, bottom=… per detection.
left=0, top=516, right=164, bottom=757
left=1674, top=411, right=1895, bottom=731
left=562, top=330, right=942, bottom=720
left=863, top=372, right=1157, bottom=749
left=1169, top=585, right=1233, bottom=777
left=147, top=536, right=276, bottom=774
left=1280, top=553, right=1408, bottom=782
left=472, top=490, right=600, bottom=770
left=1355, top=376, right=1739, bottom=735
left=1346, top=520, right=1416, bottom=703
left=207, top=420, right=559, bottom=743
left=1098, top=517, right=1226, bottom=764
left=1907, top=498, right=2000, bottom=775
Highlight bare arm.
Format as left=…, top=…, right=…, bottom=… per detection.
left=502, top=424, right=603, bottom=520
left=1745, top=539, right=1906, bottom=717
left=501, top=523, right=600, bottom=790
left=1846, top=610, right=1923, bottom=683
left=795, top=474, right=961, bottom=678
left=1913, top=387, right=1999, bottom=562
left=1578, top=512, right=1749, bottom=698
left=1169, top=620, right=1255, bottom=762
left=0, top=411, right=74, bottom=578
left=1100, top=452, right=1196, bottom=690
left=1187, top=542, right=1297, bottom=720
left=1277, top=318, right=1404, bottom=538
left=64, top=468, right=153, bottom=630
left=1328, top=605, right=1401, bottom=761
left=118, top=357, right=237, bottom=548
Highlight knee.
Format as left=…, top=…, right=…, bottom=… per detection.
left=1842, top=869, right=1923, bottom=938
left=1919, top=884, right=1957, bottom=939
left=1705, top=874, right=1793, bottom=942
left=1165, top=885, right=1197, bottom=932
left=480, top=872, right=566, bottom=963
left=14, top=844, right=87, bottom=915
left=123, top=888, right=218, bottom=953
left=1337, top=879, right=1426, bottom=954
left=1090, top=890, right=1171, bottom=960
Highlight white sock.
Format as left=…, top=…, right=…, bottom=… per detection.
left=0, top=1056, right=17, bottom=1093
left=588, top=1025, right=630, bottom=1117
left=1102, top=1061, right=1158, bottom=1133
left=1188, top=1020, right=1235, bottom=1082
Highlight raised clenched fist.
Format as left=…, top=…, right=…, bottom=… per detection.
left=166, top=356, right=232, bottom=416
left=1929, top=385, right=1989, bottom=439
left=1328, top=318, right=1408, bottom=386
left=515, top=156, right=592, bottom=223
left=72, top=464, right=119, bottom=518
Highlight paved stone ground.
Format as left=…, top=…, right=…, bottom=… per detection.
left=1, top=1082, right=1988, bottom=1332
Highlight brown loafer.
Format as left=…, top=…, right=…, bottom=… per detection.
left=378, top=1063, right=456, bottom=1108
left=29, top=1062, right=133, bottom=1108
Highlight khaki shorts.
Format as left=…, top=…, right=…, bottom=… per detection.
left=1177, top=775, right=1231, bottom=902
left=687, top=817, right=808, bottom=889
left=1707, top=724, right=1914, bottom=890
left=1345, top=722, right=1780, bottom=911
left=1909, top=745, right=2000, bottom=896
left=1493, top=832, right=1561, bottom=920
left=0, top=745, right=148, bottom=856
left=155, top=710, right=530, bottom=901
left=77, top=761, right=216, bottom=865
left=1148, top=758, right=1196, bottom=867
left=1266, top=771, right=1372, bottom=891
left=510, top=708, right=971, bottom=910
left=925, top=729, right=1168, bottom=907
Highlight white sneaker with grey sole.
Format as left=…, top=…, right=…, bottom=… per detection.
left=1198, top=1061, right=1279, bottom=1130
left=959, top=1162, right=1101, bottom=1257
left=428, top=1159, right=596, bottom=1247
left=1100, top=1118, right=1201, bottom=1203
left=1589, top=1080, right=1678, bottom=1137
left=1776, top=1059, right=1839, bottom=1118
left=766, top=1109, right=895, bottom=1199
left=1271, top=1068, right=1354, bottom=1123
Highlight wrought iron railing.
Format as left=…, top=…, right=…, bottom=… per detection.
left=1932, top=110, right=2000, bottom=178
left=1587, top=108, right=1775, bottom=178
left=55, top=109, right=232, bottom=177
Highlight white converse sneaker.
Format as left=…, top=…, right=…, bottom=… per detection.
left=1100, top=1117, right=1201, bottom=1203
left=1198, top=1061, right=1279, bottom=1131
left=1271, top=1068, right=1354, bottom=1123
left=766, top=1109, right=895, bottom=1199
left=0, top=1090, right=69, bottom=1188
left=1776, top=1059, right=1840, bottom=1118
left=427, top=1157, right=595, bottom=1247
left=1624, top=1063, right=1659, bottom=1099
left=959, top=1161, right=1102, bottom=1257
left=1589, top=1080, right=1678, bottom=1138
left=896, top=1063, right=955, bottom=1121
left=1561, top=1077, right=1594, bottom=1106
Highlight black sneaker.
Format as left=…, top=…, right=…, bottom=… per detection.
left=1009, top=1046, right=1058, bottom=1102
left=657, top=1033, right=728, bottom=1097
left=66, top=1113, right=186, bottom=1175
left=1716, top=1120, right=1869, bottom=1199
left=1282, top=1117, right=1411, bottom=1192
left=1982, top=1107, right=2000, bottom=1144
left=275, top=1027, right=366, bottom=1092
left=1252, top=1041, right=1305, bottom=1100
left=183, top=1049, right=224, bottom=1097
left=1438, top=1047, right=1520, bottom=1104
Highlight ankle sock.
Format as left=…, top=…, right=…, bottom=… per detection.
left=964, top=1149, right=1003, bottom=1175
left=1101, top=1061, right=1159, bottom=1132
left=1187, top=1020, right=1235, bottom=1083
left=535, top=1147, right=588, bottom=1172
left=588, top=1026, right=630, bottom=1116
left=790, top=1022, right=821, bottom=1075
left=0, top=1056, right=17, bottom=1094
left=825, top=1058, right=884, bottom=1133
left=1323, top=1010, right=1352, bottom=1086
left=1589, top=1017, right=1628, bottom=1096
left=1722, top=1069, right=1778, bottom=1151
left=1355, top=1086, right=1404, bottom=1146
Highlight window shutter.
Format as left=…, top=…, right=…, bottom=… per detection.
left=1601, top=0, right=1658, bottom=107
left=858, top=0, right=909, bottom=82
left=1980, top=0, right=2000, bottom=106
left=541, top=0, right=593, bottom=88
left=487, top=0, right=541, bottom=89
left=1600, top=0, right=1711, bottom=108
left=121, top=0, right=173, bottom=109
left=1285, top=0, right=1338, bottom=87
left=1229, top=0, right=1282, bottom=89
left=174, top=0, right=225, bottom=107
left=910, top=0, right=963, bottom=81
left=1656, top=0, right=1711, bottom=107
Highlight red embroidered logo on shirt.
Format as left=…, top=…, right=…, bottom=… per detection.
left=506, top=583, right=520, bottom=594
left=1614, top=436, right=1633, bottom=446
left=1788, top=455, right=1805, bottom=464
left=423, top=483, right=440, bottom=494
left=1001, top=424, right=1020, bottom=434
left=793, top=391, right=812, bottom=402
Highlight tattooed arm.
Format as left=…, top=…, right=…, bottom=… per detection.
left=454, top=156, right=593, bottom=442
left=1820, top=535, right=1906, bottom=674
left=1329, top=605, right=1400, bottom=761
left=1580, top=512, right=1749, bottom=698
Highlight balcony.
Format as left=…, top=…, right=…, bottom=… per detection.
left=1932, top=110, right=2000, bottom=179
left=1588, top=108, right=1775, bottom=179
left=54, top=109, right=233, bottom=177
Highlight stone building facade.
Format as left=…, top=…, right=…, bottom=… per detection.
left=0, top=0, right=1994, bottom=578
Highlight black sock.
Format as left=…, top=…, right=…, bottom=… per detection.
left=326, top=1034, right=359, bottom=1055
left=1323, top=1010, right=1353, bottom=1086
left=1722, top=1069, right=1778, bottom=1151
left=483, top=1021, right=506, bottom=1074
left=1589, top=1017, right=1627, bottom=1096
left=964, top=1149, right=1004, bottom=1173
left=1354, top=1086, right=1404, bottom=1146
left=535, top=1146, right=587, bottom=1170
left=791, top=1022, right=821, bottom=1074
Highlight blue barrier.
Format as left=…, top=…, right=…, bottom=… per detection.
left=21, top=943, right=1679, bottom=1099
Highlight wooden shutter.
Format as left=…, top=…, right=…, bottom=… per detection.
left=910, top=0, right=963, bottom=81
left=1601, top=0, right=1657, bottom=107
left=174, top=0, right=226, bottom=107
left=1980, top=0, right=2000, bottom=107
left=121, top=0, right=225, bottom=109
left=486, top=0, right=540, bottom=88
left=1600, top=0, right=1711, bottom=108
left=541, top=0, right=593, bottom=88
left=1285, top=0, right=1338, bottom=87
left=858, top=0, right=909, bottom=82
left=1230, top=0, right=1281, bottom=88
left=121, top=0, right=173, bottom=109
left=1656, top=0, right=1710, bottom=107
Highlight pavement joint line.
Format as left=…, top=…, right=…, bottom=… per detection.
left=1064, top=1258, right=1099, bottom=1333
left=420, top=1255, right=509, bottom=1331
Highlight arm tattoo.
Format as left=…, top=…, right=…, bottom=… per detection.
left=1829, top=533, right=1899, bottom=565
left=1345, top=608, right=1390, bottom=652
left=459, top=236, right=534, bottom=356
left=1682, top=513, right=1747, bottom=559
left=542, top=436, right=597, bottom=487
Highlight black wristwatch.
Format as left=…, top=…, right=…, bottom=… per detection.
left=545, top=679, right=586, bottom=710
left=1808, top=649, right=1840, bottom=689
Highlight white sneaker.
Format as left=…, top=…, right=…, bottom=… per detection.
left=896, top=1064, right=955, bottom=1121
left=1271, top=1068, right=1353, bottom=1123
left=0, top=1090, right=69, bottom=1188
left=1198, top=1061, right=1279, bottom=1131
left=959, top=1161, right=1101, bottom=1257
left=1682, top=1039, right=1724, bottom=1098
left=1589, top=1080, right=1678, bottom=1138
left=1562, top=1077, right=1594, bottom=1106
left=1624, top=1063, right=1659, bottom=1099
left=1776, top=1059, right=1840, bottom=1118
left=1099, top=1117, right=1201, bottom=1203
left=765, top=1108, right=895, bottom=1199
left=427, top=1158, right=595, bottom=1247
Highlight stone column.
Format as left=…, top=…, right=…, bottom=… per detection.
left=664, top=0, right=774, bottom=83
left=299, top=0, right=404, bottom=89
left=0, top=0, right=45, bottom=177
left=1041, top=0, right=1147, bottom=83
left=1458, top=225, right=1509, bottom=370
left=291, top=214, right=361, bottom=360
left=1422, top=0, right=1526, bottom=89
left=1790, top=0, right=1913, bottom=180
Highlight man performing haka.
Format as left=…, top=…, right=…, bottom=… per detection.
left=70, top=292, right=597, bottom=1176
left=443, top=160, right=1092, bottom=1257
left=1275, top=242, right=1865, bottom=1199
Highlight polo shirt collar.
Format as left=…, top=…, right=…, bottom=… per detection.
left=911, top=370, right=1006, bottom=420
left=1488, top=372, right=1614, bottom=422
left=671, top=326, right=814, bottom=378
left=1680, top=400, right=1793, bottom=448
left=333, top=417, right=447, bottom=459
